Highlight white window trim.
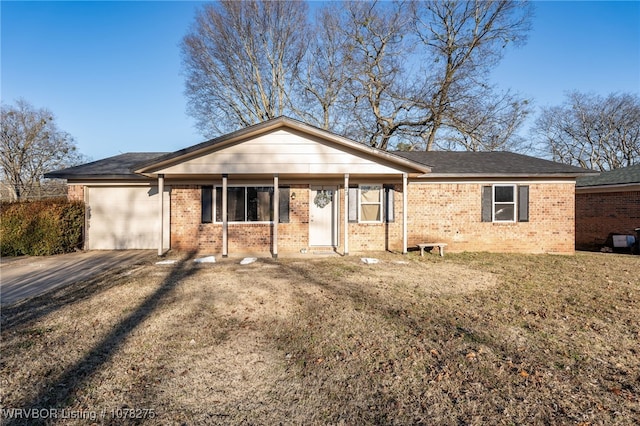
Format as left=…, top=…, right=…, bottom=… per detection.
left=214, top=185, right=274, bottom=224
left=358, top=184, right=383, bottom=223
left=492, top=184, right=517, bottom=223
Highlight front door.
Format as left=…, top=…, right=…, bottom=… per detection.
left=309, top=186, right=337, bottom=246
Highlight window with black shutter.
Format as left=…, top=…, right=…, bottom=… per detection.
left=348, top=187, right=358, bottom=223
left=384, top=185, right=395, bottom=223
left=201, top=185, right=213, bottom=223
left=481, top=185, right=529, bottom=223
left=279, top=187, right=290, bottom=223
left=212, top=185, right=290, bottom=223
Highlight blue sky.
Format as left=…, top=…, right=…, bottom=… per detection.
left=2, top=1, right=639, bottom=161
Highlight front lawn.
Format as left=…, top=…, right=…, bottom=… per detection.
left=1, top=252, right=638, bottom=424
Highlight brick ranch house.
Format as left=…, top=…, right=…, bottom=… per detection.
left=575, top=163, right=640, bottom=250
left=46, top=117, right=594, bottom=256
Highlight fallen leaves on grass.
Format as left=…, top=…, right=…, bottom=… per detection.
left=1, top=252, right=638, bottom=425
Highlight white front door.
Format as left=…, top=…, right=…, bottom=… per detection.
left=309, top=186, right=337, bottom=246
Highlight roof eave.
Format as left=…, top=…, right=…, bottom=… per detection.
left=576, top=182, right=640, bottom=190
left=44, top=173, right=151, bottom=180
left=416, top=172, right=597, bottom=179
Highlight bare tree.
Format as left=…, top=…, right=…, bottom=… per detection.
left=323, top=0, right=531, bottom=151
left=339, top=1, right=425, bottom=150
left=412, top=0, right=532, bottom=151
left=181, top=0, right=531, bottom=152
left=181, top=0, right=308, bottom=136
left=1, top=99, right=82, bottom=201
left=294, top=5, right=352, bottom=131
left=439, top=88, right=531, bottom=151
left=533, top=92, right=640, bottom=171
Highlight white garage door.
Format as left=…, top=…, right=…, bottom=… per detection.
left=86, top=186, right=170, bottom=250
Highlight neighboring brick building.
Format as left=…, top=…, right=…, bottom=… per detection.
left=575, top=164, right=640, bottom=250
left=46, top=117, right=593, bottom=256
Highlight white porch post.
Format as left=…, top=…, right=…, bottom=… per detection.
left=402, top=173, right=408, bottom=254
left=158, top=174, right=165, bottom=256
left=222, top=174, right=228, bottom=257
left=344, top=173, right=349, bottom=255
left=273, top=174, right=279, bottom=259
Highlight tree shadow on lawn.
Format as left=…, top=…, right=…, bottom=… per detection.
left=1, top=253, right=157, bottom=331
left=266, top=257, right=639, bottom=425
left=263, top=258, right=568, bottom=424
left=3, top=251, right=197, bottom=426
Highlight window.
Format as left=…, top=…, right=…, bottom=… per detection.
left=247, top=187, right=273, bottom=221
left=481, top=185, right=529, bottom=223
left=494, top=185, right=516, bottom=222
left=359, top=184, right=383, bottom=222
left=205, top=186, right=290, bottom=223
left=348, top=185, right=393, bottom=223
left=217, top=187, right=245, bottom=222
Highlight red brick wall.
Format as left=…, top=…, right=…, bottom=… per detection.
left=170, top=184, right=310, bottom=254
left=346, top=185, right=404, bottom=252
left=169, top=182, right=576, bottom=255
left=406, top=183, right=576, bottom=254
left=575, top=190, right=640, bottom=249
left=67, top=185, right=84, bottom=201
left=170, top=185, right=203, bottom=250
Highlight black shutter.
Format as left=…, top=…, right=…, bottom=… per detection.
left=518, top=185, right=529, bottom=222
left=279, top=187, right=290, bottom=223
left=201, top=185, right=213, bottom=223
left=481, top=186, right=492, bottom=222
left=348, top=187, right=358, bottom=222
left=384, top=185, right=395, bottom=222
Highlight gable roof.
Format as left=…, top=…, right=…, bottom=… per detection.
left=47, top=150, right=594, bottom=181
left=576, top=163, right=640, bottom=188
left=45, top=118, right=595, bottom=181
left=134, top=116, right=430, bottom=175
left=44, top=153, right=167, bottom=180
left=393, top=151, right=595, bottom=177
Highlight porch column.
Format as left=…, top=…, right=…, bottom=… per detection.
left=158, top=174, right=165, bottom=256
left=222, top=174, right=228, bottom=257
left=344, top=173, right=349, bottom=255
left=402, top=173, right=408, bottom=254
left=273, top=174, right=279, bottom=259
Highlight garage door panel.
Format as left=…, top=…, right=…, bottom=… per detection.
left=87, top=186, right=169, bottom=250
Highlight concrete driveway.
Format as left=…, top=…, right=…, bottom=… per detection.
left=0, top=250, right=156, bottom=305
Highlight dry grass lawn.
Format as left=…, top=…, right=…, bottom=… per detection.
left=1, top=251, right=639, bottom=425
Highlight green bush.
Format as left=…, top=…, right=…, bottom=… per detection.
left=0, top=199, right=84, bottom=256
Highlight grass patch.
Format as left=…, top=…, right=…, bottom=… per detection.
left=1, top=252, right=638, bottom=424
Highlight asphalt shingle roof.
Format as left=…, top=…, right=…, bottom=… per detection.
left=576, top=163, right=640, bottom=187
left=45, top=150, right=594, bottom=180
left=44, top=153, right=168, bottom=179
left=392, top=151, right=594, bottom=176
